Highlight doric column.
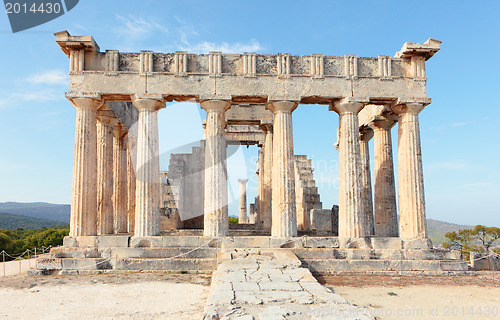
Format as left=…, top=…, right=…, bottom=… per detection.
left=393, top=103, right=428, bottom=244
left=331, top=99, right=366, bottom=245
left=238, top=179, right=248, bottom=223
left=369, top=119, right=399, bottom=237
left=201, top=100, right=231, bottom=237
left=131, top=93, right=165, bottom=237
left=266, top=101, right=297, bottom=238
left=359, top=128, right=375, bottom=236
left=127, top=147, right=136, bottom=234
left=96, top=111, right=117, bottom=235
left=66, top=93, right=104, bottom=237
left=256, top=148, right=264, bottom=225
left=260, top=124, right=273, bottom=230
left=113, top=123, right=128, bottom=233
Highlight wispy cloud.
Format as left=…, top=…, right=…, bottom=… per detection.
left=114, top=14, right=168, bottom=41
left=24, top=70, right=67, bottom=86
left=179, top=40, right=263, bottom=54
left=450, top=122, right=467, bottom=127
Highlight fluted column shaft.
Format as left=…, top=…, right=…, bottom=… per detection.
left=68, top=96, right=103, bottom=237
left=127, top=147, right=136, bottom=234
left=113, top=123, right=128, bottom=233
left=96, top=114, right=116, bottom=235
left=131, top=94, right=165, bottom=237
left=238, top=179, right=248, bottom=223
left=202, top=100, right=231, bottom=237
left=371, top=120, right=398, bottom=237
left=261, top=125, right=273, bottom=230
left=359, top=129, right=375, bottom=236
left=267, top=101, right=297, bottom=238
left=333, top=101, right=366, bottom=239
left=256, top=149, right=264, bottom=225
left=394, top=103, right=427, bottom=239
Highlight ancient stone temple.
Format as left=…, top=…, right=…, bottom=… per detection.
left=39, top=31, right=468, bottom=275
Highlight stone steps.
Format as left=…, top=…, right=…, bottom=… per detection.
left=292, top=248, right=462, bottom=260
left=302, top=259, right=469, bottom=273
left=37, top=257, right=218, bottom=273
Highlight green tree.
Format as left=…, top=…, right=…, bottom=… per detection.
left=443, top=229, right=472, bottom=260
left=470, top=225, right=500, bottom=253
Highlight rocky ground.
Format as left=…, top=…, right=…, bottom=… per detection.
left=321, top=273, right=500, bottom=320
left=0, top=272, right=211, bottom=320
left=0, top=272, right=499, bottom=319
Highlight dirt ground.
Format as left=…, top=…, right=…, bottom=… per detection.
left=0, top=272, right=211, bottom=320
left=1, top=272, right=500, bottom=320
left=319, top=273, right=500, bottom=320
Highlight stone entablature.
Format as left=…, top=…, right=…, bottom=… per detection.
left=55, top=31, right=440, bottom=102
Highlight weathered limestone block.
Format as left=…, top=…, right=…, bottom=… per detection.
left=310, top=209, right=333, bottom=232
left=267, top=101, right=298, bottom=238
left=96, top=111, right=116, bottom=235
left=295, top=155, right=323, bottom=231
left=67, top=93, right=104, bottom=237
left=131, top=93, right=164, bottom=237
left=332, top=205, right=339, bottom=236
left=370, top=119, right=398, bottom=237
left=248, top=203, right=256, bottom=223
left=393, top=103, right=428, bottom=244
left=113, top=123, right=128, bottom=233
left=202, top=100, right=231, bottom=237
left=470, top=252, right=500, bottom=271
left=371, top=237, right=402, bottom=250
left=237, top=179, right=248, bottom=223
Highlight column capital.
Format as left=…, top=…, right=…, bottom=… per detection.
left=97, top=110, right=119, bottom=126
left=200, top=99, right=231, bottom=113
left=260, top=122, right=273, bottom=133
left=66, top=92, right=104, bottom=110
left=392, top=102, right=425, bottom=115
left=131, top=93, right=165, bottom=112
left=265, top=100, right=298, bottom=114
left=330, top=97, right=368, bottom=114
left=113, top=122, right=128, bottom=138
left=368, top=118, right=395, bottom=131
left=238, top=179, right=248, bottom=184
left=359, top=127, right=374, bottom=141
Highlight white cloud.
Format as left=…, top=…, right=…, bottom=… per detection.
left=180, top=40, right=263, bottom=54
left=115, top=14, right=168, bottom=40
left=24, top=70, right=67, bottom=86
left=450, top=122, right=466, bottom=127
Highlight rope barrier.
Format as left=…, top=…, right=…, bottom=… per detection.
left=0, top=245, right=53, bottom=261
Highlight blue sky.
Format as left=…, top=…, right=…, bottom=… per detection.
left=0, top=0, right=499, bottom=226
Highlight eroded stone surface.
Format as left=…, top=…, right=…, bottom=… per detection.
left=202, top=249, right=374, bottom=320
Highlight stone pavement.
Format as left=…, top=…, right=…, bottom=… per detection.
left=203, top=249, right=374, bottom=320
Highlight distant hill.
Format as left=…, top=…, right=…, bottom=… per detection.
left=0, top=212, right=67, bottom=230
left=427, top=219, right=472, bottom=245
left=0, top=202, right=476, bottom=245
left=0, top=202, right=70, bottom=223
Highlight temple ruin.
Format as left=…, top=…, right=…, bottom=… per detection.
left=37, top=31, right=469, bottom=275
